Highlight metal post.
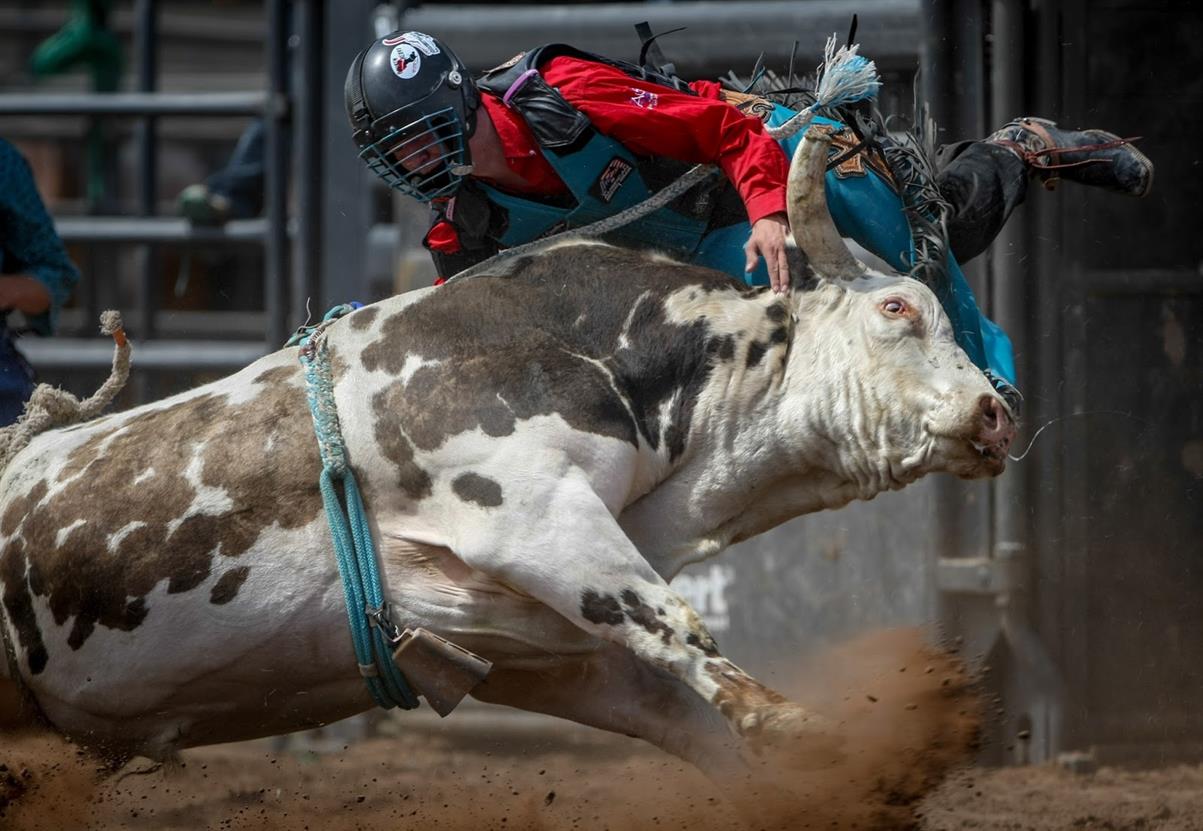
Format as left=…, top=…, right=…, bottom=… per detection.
left=989, top=0, right=1065, bottom=764
left=320, top=0, right=376, bottom=313
left=1038, top=0, right=1089, bottom=753
left=294, top=0, right=323, bottom=326
left=921, top=0, right=990, bottom=573
left=0, top=92, right=272, bottom=116
left=264, top=0, right=289, bottom=349
left=134, top=0, right=158, bottom=348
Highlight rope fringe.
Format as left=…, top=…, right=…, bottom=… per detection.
left=0, top=311, right=131, bottom=474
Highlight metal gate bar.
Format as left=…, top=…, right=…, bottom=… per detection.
left=0, top=0, right=305, bottom=376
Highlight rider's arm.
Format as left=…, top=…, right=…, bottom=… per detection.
left=541, top=56, right=788, bottom=225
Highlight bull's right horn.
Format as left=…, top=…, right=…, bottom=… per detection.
left=786, top=126, right=867, bottom=281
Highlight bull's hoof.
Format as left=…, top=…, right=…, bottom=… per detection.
left=741, top=703, right=846, bottom=771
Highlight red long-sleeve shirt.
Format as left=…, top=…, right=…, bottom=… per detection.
left=478, top=55, right=788, bottom=225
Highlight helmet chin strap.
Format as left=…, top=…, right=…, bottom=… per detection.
left=450, top=163, right=474, bottom=176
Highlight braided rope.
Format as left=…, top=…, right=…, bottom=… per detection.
left=446, top=35, right=879, bottom=284
left=298, top=325, right=348, bottom=476
left=297, top=312, right=419, bottom=710
left=0, top=311, right=131, bottom=475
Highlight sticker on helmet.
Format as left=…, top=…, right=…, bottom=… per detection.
left=390, top=43, right=422, bottom=80
left=383, top=32, right=441, bottom=57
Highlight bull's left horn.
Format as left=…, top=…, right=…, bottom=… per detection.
left=786, top=126, right=867, bottom=281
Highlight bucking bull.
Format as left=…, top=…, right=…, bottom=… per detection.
left=0, top=131, right=1013, bottom=801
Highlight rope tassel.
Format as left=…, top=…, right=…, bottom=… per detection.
left=814, top=37, right=881, bottom=110
left=764, top=34, right=881, bottom=143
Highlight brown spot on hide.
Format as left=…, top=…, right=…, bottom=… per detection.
left=766, top=303, right=789, bottom=324
left=451, top=473, right=503, bottom=508
left=0, top=376, right=323, bottom=663
left=210, top=566, right=251, bottom=605
left=687, top=631, right=721, bottom=657
left=1, top=481, right=45, bottom=537
left=580, top=590, right=624, bottom=626
left=620, top=589, right=675, bottom=645
left=349, top=306, right=380, bottom=331
left=746, top=341, right=767, bottom=368
left=359, top=247, right=743, bottom=463
left=714, top=335, right=736, bottom=362
left=0, top=537, right=47, bottom=675
left=370, top=389, right=433, bottom=500
left=252, top=365, right=298, bottom=387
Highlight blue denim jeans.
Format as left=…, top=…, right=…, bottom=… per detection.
left=0, top=327, right=35, bottom=427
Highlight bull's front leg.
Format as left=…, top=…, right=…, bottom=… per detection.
left=450, top=464, right=840, bottom=768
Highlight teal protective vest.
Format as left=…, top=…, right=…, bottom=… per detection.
left=480, top=130, right=710, bottom=256
left=474, top=44, right=713, bottom=257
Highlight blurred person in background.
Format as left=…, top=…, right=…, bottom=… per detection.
left=0, top=139, right=81, bottom=426
left=343, top=31, right=1152, bottom=410
left=177, top=121, right=267, bottom=226
left=177, top=2, right=298, bottom=226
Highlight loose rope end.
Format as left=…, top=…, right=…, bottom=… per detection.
left=814, top=34, right=881, bottom=109
left=768, top=36, right=882, bottom=144
left=99, top=310, right=127, bottom=348
left=0, top=311, right=134, bottom=474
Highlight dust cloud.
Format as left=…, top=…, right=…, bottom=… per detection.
left=0, top=628, right=979, bottom=830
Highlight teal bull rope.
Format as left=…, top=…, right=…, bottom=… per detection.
left=293, top=304, right=419, bottom=710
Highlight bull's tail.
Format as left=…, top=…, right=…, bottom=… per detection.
left=0, top=311, right=131, bottom=475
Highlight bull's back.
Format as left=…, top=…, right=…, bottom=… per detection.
left=332, top=246, right=750, bottom=480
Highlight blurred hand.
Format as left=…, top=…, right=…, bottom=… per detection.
left=744, top=212, right=791, bottom=293
left=0, top=275, right=51, bottom=315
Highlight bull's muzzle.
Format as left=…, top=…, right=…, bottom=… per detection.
left=972, top=395, right=1016, bottom=465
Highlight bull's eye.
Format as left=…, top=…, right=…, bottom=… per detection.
left=881, top=297, right=909, bottom=317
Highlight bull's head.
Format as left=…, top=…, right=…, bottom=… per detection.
left=783, top=127, right=1015, bottom=490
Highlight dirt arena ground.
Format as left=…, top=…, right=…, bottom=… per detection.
left=3, top=631, right=1201, bottom=830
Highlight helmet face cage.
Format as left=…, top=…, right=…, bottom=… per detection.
left=358, top=106, right=468, bottom=203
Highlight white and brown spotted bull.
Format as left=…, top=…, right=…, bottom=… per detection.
left=0, top=132, right=1013, bottom=790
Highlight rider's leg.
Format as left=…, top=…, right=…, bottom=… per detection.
left=936, top=118, right=1153, bottom=262
left=934, top=141, right=1030, bottom=264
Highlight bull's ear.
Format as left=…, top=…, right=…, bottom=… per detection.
left=786, top=127, right=868, bottom=282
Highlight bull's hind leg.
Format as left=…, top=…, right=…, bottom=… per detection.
left=472, top=642, right=743, bottom=777
left=453, top=467, right=840, bottom=765
left=473, top=644, right=815, bottom=828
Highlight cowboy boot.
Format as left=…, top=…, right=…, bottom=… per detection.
left=986, top=117, right=1153, bottom=197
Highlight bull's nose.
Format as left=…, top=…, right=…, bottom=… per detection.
left=976, top=395, right=1016, bottom=449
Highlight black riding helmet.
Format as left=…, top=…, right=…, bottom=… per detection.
left=345, top=31, right=480, bottom=202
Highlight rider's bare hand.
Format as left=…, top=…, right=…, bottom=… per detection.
left=744, top=213, right=791, bottom=294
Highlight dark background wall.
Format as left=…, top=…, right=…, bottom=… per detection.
left=1, top=0, right=1199, bottom=763
left=1046, top=0, right=1203, bottom=759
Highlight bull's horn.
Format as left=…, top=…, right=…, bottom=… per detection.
left=786, top=126, right=867, bottom=280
